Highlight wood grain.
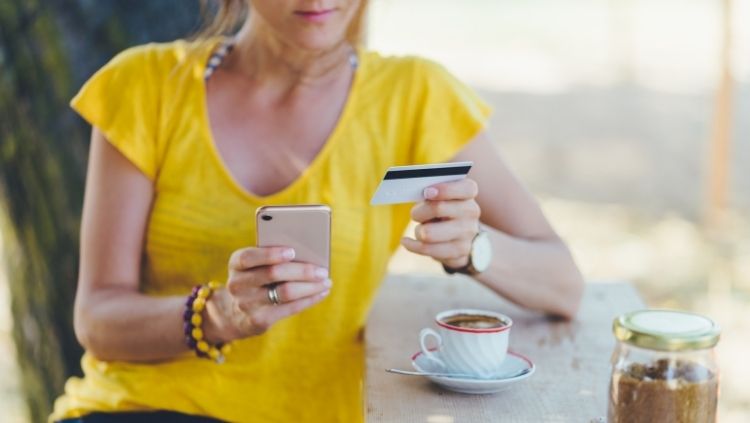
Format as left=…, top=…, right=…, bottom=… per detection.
left=366, top=276, right=645, bottom=423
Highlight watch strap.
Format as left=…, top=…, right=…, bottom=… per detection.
left=442, top=261, right=478, bottom=276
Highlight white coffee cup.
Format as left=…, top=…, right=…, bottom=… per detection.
left=419, top=308, right=512, bottom=378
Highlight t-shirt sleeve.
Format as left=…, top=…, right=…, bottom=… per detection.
left=70, top=45, right=161, bottom=180
left=410, top=59, right=492, bottom=164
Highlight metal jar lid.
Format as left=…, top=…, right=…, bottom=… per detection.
left=613, top=309, right=721, bottom=351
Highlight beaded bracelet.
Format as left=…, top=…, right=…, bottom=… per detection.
left=184, top=281, right=232, bottom=363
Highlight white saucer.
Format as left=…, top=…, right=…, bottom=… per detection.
left=411, top=350, right=535, bottom=394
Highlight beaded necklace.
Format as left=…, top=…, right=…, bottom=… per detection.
left=204, top=39, right=359, bottom=81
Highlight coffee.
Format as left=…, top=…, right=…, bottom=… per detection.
left=422, top=309, right=513, bottom=377
left=443, top=314, right=506, bottom=330
left=609, top=359, right=717, bottom=423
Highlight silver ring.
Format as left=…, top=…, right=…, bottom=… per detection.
left=267, top=284, right=281, bottom=305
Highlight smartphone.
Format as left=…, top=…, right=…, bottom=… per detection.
left=255, top=205, right=331, bottom=269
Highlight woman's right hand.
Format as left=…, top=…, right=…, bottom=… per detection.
left=204, top=246, right=331, bottom=342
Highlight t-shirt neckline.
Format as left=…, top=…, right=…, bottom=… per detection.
left=195, top=37, right=363, bottom=204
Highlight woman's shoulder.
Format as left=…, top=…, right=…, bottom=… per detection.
left=100, top=38, right=217, bottom=79
left=360, top=50, right=459, bottom=89
left=362, top=50, right=442, bottom=72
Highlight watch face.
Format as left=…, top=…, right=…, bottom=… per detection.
left=471, top=232, right=492, bottom=272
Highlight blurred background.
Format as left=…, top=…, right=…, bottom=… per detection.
left=1, top=0, right=748, bottom=421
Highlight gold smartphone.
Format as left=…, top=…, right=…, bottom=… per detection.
left=255, top=205, right=331, bottom=269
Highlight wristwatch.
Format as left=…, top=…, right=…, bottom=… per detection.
left=443, top=230, right=492, bottom=276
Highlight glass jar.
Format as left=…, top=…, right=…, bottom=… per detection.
left=608, top=310, right=720, bottom=423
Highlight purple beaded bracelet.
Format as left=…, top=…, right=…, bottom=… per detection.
left=183, top=282, right=230, bottom=363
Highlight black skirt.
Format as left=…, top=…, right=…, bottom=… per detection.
left=58, top=410, right=225, bottom=423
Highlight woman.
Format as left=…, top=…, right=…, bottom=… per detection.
left=52, top=0, right=583, bottom=422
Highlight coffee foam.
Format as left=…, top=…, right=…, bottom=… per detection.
left=443, top=314, right=505, bottom=329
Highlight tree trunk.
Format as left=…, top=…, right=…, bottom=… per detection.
left=0, top=1, right=199, bottom=420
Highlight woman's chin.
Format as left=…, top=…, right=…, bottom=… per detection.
left=288, top=31, right=348, bottom=52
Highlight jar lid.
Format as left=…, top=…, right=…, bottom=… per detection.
left=613, top=309, right=720, bottom=351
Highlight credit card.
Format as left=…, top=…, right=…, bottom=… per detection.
left=370, top=161, right=473, bottom=205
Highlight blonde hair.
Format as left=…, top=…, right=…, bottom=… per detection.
left=195, top=0, right=368, bottom=45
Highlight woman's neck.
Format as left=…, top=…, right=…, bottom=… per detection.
left=223, top=15, right=353, bottom=95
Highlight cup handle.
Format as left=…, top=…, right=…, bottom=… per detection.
left=419, top=328, right=446, bottom=370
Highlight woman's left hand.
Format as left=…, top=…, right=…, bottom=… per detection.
left=400, top=178, right=481, bottom=269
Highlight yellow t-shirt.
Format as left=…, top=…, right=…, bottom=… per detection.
left=52, top=38, right=491, bottom=422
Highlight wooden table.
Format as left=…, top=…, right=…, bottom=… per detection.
left=365, top=275, right=645, bottom=422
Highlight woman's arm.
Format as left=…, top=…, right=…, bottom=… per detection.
left=401, top=132, right=584, bottom=319
left=73, top=128, right=188, bottom=361
left=74, top=129, right=331, bottom=362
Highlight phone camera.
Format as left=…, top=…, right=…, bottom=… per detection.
left=261, top=214, right=273, bottom=221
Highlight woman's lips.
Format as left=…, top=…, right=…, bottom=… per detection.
left=294, top=9, right=336, bottom=23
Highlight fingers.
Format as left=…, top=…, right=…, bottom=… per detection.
left=401, top=236, right=472, bottom=261
left=413, top=219, right=478, bottom=243
left=270, top=280, right=332, bottom=304
left=228, top=246, right=295, bottom=271
left=406, top=181, right=482, bottom=269
left=422, top=178, right=478, bottom=202
left=233, top=279, right=331, bottom=312
left=218, top=246, right=335, bottom=339
left=411, top=199, right=480, bottom=223
left=229, top=262, right=329, bottom=294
